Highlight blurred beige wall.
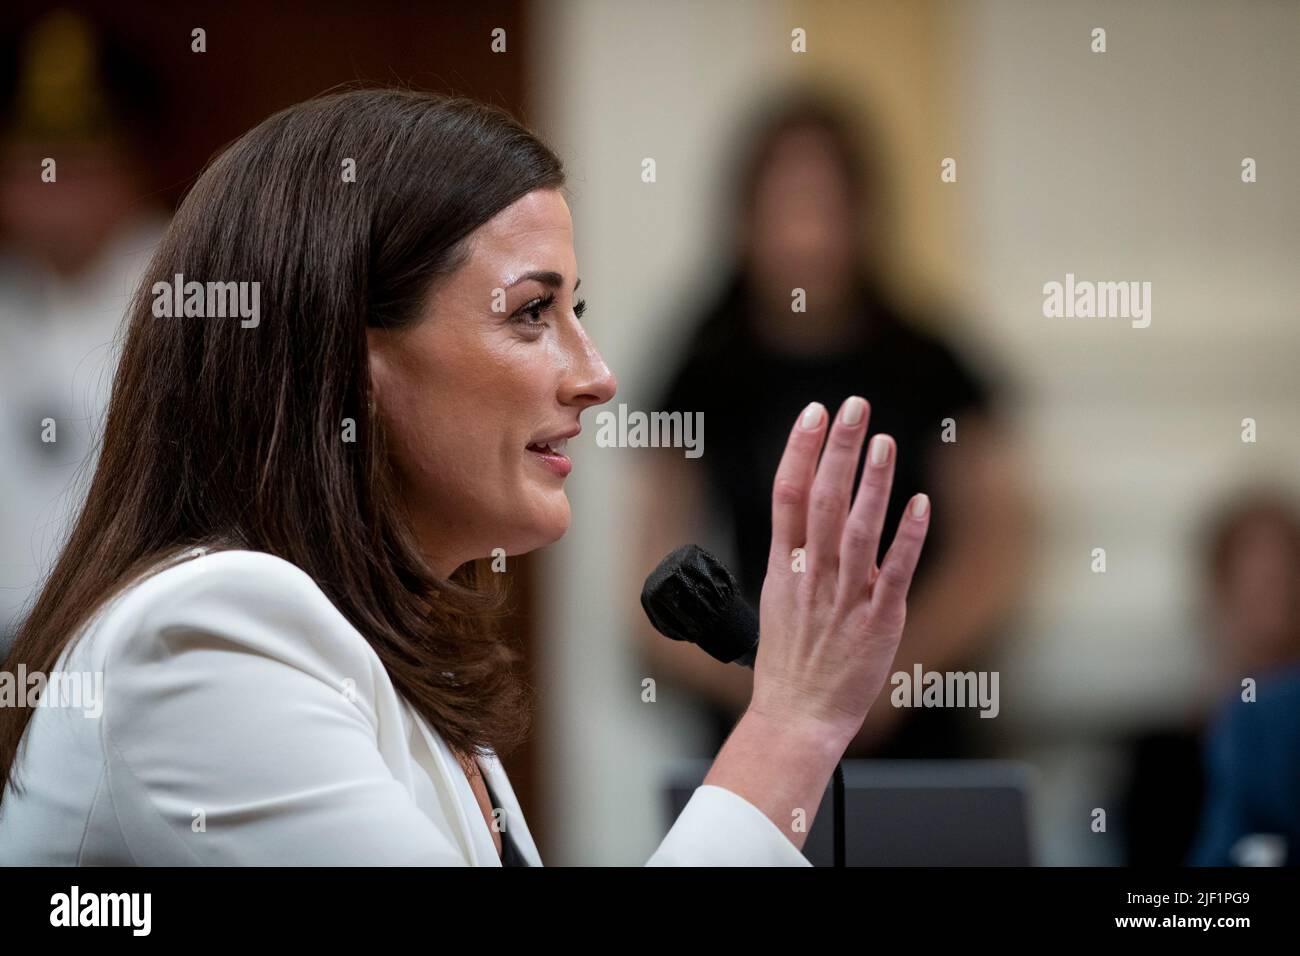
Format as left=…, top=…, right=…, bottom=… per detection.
left=954, top=0, right=1299, bottom=723
left=952, top=0, right=1300, bottom=864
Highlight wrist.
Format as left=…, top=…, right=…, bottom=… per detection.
left=742, top=701, right=856, bottom=758
left=703, top=705, right=849, bottom=848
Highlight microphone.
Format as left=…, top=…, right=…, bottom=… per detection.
left=641, top=543, right=847, bottom=867
left=640, top=544, right=759, bottom=668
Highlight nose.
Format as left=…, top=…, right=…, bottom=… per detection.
left=560, top=325, right=617, bottom=410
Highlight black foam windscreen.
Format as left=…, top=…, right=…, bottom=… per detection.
left=640, top=544, right=760, bottom=668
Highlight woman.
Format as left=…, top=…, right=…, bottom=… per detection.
left=0, top=89, right=930, bottom=865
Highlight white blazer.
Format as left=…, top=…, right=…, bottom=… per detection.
left=0, top=548, right=810, bottom=866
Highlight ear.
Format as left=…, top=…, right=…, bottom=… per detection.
left=365, top=327, right=392, bottom=410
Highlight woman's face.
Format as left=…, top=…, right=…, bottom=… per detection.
left=745, top=125, right=859, bottom=316
left=367, top=188, right=616, bottom=577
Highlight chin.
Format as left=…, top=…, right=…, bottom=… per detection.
left=536, top=501, right=571, bottom=546
left=504, top=498, right=571, bottom=554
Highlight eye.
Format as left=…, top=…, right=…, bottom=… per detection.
left=512, top=292, right=557, bottom=327
left=510, top=293, right=587, bottom=330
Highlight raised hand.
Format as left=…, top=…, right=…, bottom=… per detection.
left=749, top=396, right=931, bottom=748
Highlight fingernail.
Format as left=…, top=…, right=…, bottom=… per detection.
left=869, top=434, right=891, bottom=466
left=842, top=396, right=865, bottom=426
left=800, top=402, right=824, bottom=430
left=910, top=494, right=930, bottom=518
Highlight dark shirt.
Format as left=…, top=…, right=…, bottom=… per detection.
left=1190, top=665, right=1300, bottom=866
left=655, top=278, right=995, bottom=758
left=482, top=775, right=529, bottom=866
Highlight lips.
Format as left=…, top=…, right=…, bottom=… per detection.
left=525, top=427, right=578, bottom=478
left=525, top=426, right=580, bottom=454
left=525, top=437, right=568, bottom=455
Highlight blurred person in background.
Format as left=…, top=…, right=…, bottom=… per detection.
left=0, top=9, right=167, bottom=652
left=1122, top=489, right=1300, bottom=865
left=636, top=89, right=1030, bottom=759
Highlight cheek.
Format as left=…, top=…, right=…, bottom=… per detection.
left=391, top=388, right=493, bottom=498
left=383, top=343, right=551, bottom=501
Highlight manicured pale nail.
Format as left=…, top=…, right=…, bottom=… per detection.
left=842, top=396, right=865, bottom=426
left=800, top=402, right=824, bottom=430
left=869, top=434, right=891, bottom=465
left=911, top=494, right=930, bottom=518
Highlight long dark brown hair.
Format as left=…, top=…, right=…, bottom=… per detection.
left=1, top=87, right=564, bottom=801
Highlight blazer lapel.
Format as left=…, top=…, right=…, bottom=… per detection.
left=404, top=701, right=544, bottom=866
left=406, top=706, right=491, bottom=866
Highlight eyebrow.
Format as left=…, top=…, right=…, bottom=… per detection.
left=508, top=270, right=581, bottom=293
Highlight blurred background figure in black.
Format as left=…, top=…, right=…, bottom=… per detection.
left=635, top=89, right=1031, bottom=761
left=0, top=9, right=167, bottom=654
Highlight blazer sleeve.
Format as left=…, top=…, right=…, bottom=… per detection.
left=99, top=553, right=471, bottom=865
left=645, top=784, right=812, bottom=866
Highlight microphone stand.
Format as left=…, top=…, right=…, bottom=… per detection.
left=833, top=761, right=845, bottom=867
